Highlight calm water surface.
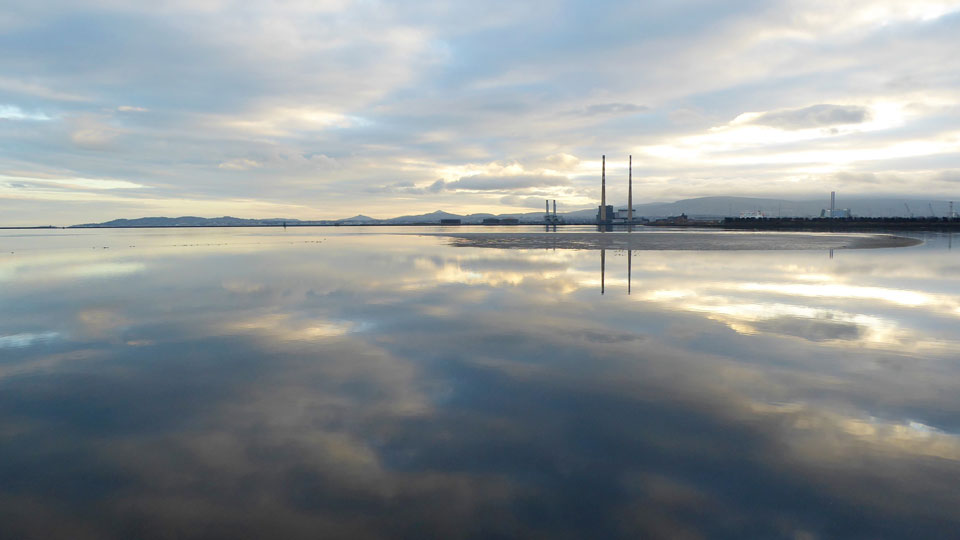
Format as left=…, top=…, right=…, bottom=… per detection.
left=2, top=227, right=959, bottom=539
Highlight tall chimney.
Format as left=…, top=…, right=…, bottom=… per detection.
left=830, top=191, right=836, bottom=218
left=546, top=200, right=549, bottom=214
left=951, top=201, right=955, bottom=218
left=553, top=199, right=557, bottom=216
left=601, top=155, right=606, bottom=222
left=628, top=155, right=633, bottom=225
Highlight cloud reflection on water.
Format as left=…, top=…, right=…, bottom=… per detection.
left=0, top=229, right=958, bottom=538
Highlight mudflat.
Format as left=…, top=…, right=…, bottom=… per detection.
left=425, top=231, right=922, bottom=250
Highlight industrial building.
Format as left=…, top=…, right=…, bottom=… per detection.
left=544, top=200, right=563, bottom=225
left=821, top=191, right=852, bottom=218
left=597, top=155, right=644, bottom=225
left=596, top=205, right=614, bottom=224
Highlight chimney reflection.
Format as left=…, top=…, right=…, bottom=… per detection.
left=599, top=249, right=634, bottom=295
left=601, top=248, right=605, bottom=295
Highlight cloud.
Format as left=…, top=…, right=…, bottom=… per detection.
left=441, top=174, right=571, bottom=191
left=567, top=102, right=649, bottom=117
left=498, top=195, right=554, bottom=209
left=372, top=173, right=571, bottom=195
left=218, top=158, right=262, bottom=171
left=215, top=107, right=363, bottom=137
left=741, top=104, right=872, bottom=130
left=0, top=77, right=88, bottom=101
left=540, top=153, right=581, bottom=170
left=0, top=174, right=145, bottom=190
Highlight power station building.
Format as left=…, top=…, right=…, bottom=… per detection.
left=544, top=200, right=562, bottom=225
left=820, top=191, right=852, bottom=218
left=596, top=155, right=642, bottom=225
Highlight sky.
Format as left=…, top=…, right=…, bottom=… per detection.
left=1, top=0, right=960, bottom=224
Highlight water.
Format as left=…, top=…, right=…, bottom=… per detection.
left=2, top=227, right=958, bottom=538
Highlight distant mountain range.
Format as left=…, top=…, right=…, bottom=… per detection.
left=70, top=196, right=958, bottom=227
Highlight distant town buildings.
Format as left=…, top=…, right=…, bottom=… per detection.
left=652, top=213, right=690, bottom=225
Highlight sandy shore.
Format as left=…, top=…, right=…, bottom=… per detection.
left=422, top=231, right=922, bottom=251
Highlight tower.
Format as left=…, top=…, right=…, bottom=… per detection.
left=628, top=155, right=633, bottom=225
left=601, top=155, right=607, bottom=222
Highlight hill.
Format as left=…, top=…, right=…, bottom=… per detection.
left=68, top=196, right=959, bottom=228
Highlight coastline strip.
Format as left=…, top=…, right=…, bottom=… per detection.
left=420, top=232, right=922, bottom=251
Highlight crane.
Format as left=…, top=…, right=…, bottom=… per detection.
left=904, top=203, right=913, bottom=218
left=929, top=203, right=936, bottom=217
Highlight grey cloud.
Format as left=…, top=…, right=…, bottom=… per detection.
left=834, top=172, right=883, bottom=185
left=934, top=170, right=960, bottom=183
left=443, top=174, right=570, bottom=191
left=747, top=104, right=871, bottom=130
left=752, top=316, right=862, bottom=342
left=499, top=195, right=552, bottom=209
left=367, top=179, right=446, bottom=195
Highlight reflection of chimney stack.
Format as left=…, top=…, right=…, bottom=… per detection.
left=830, top=191, right=836, bottom=218
left=552, top=200, right=556, bottom=216
left=601, top=155, right=607, bottom=222
left=628, top=155, right=633, bottom=225
left=600, top=248, right=605, bottom=295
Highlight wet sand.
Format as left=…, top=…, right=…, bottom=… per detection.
left=424, top=231, right=922, bottom=251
